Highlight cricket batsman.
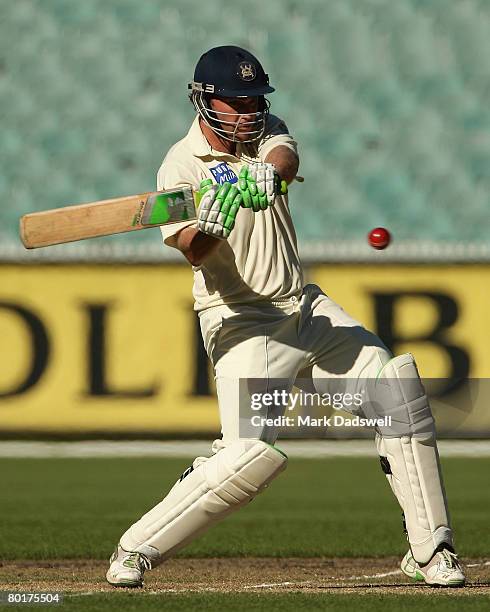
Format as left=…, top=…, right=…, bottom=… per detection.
left=106, top=45, right=465, bottom=588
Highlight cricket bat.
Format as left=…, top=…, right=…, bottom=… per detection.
left=19, top=186, right=197, bottom=249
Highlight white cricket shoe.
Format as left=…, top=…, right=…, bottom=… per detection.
left=106, top=544, right=151, bottom=588
left=401, top=548, right=465, bottom=587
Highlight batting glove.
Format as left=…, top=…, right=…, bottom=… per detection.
left=197, top=179, right=242, bottom=239
left=238, top=163, right=288, bottom=212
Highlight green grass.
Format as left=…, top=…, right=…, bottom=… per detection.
left=61, top=593, right=490, bottom=612
left=1, top=456, right=488, bottom=560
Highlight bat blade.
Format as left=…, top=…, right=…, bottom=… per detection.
left=19, top=187, right=197, bottom=249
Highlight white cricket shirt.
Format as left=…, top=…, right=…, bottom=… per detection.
left=157, top=114, right=304, bottom=311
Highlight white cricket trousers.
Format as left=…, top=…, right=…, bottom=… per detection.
left=199, top=284, right=391, bottom=444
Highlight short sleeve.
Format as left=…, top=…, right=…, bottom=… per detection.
left=157, top=159, right=200, bottom=247
left=257, top=115, right=298, bottom=161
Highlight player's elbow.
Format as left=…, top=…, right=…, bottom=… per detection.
left=265, top=146, right=299, bottom=184
left=177, top=235, right=201, bottom=266
left=176, top=226, right=220, bottom=266
left=283, top=159, right=299, bottom=185
left=182, top=244, right=216, bottom=267
left=183, top=248, right=205, bottom=267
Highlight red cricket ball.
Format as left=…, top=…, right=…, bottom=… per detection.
left=368, top=227, right=391, bottom=250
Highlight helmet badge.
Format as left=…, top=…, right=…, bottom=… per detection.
left=237, top=61, right=256, bottom=81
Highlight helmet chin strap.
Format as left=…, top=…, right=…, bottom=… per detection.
left=191, top=92, right=269, bottom=143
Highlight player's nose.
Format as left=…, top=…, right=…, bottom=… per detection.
left=239, top=107, right=257, bottom=123
left=238, top=110, right=257, bottom=124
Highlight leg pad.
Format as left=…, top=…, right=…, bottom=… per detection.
left=374, top=354, right=453, bottom=564
left=120, top=439, right=287, bottom=565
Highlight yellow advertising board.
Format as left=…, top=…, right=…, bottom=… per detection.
left=0, top=264, right=219, bottom=435
left=308, top=265, right=489, bottom=379
left=0, top=264, right=489, bottom=436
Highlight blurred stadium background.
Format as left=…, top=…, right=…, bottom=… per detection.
left=3, top=0, right=490, bottom=257
left=1, top=0, right=489, bottom=438
left=1, top=1, right=490, bottom=608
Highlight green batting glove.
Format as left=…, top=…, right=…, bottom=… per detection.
left=239, top=163, right=286, bottom=211
left=239, top=165, right=265, bottom=212
left=197, top=179, right=242, bottom=239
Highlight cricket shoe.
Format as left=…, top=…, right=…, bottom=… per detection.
left=106, top=544, right=151, bottom=588
left=401, top=548, right=465, bottom=587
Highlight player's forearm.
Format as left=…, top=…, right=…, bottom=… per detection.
left=176, top=225, right=221, bottom=266
left=265, top=146, right=299, bottom=184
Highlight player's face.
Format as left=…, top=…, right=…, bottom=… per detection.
left=209, top=96, right=260, bottom=141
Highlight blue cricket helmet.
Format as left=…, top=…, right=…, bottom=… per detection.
left=189, top=45, right=275, bottom=97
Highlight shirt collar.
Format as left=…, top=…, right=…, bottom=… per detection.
left=187, top=116, right=242, bottom=160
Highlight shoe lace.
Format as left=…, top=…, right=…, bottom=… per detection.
left=440, top=549, right=459, bottom=569
left=123, top=552, right=151, bottom=571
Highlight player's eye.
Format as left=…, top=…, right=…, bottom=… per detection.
left=232, top=98, right=258, bottom=112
